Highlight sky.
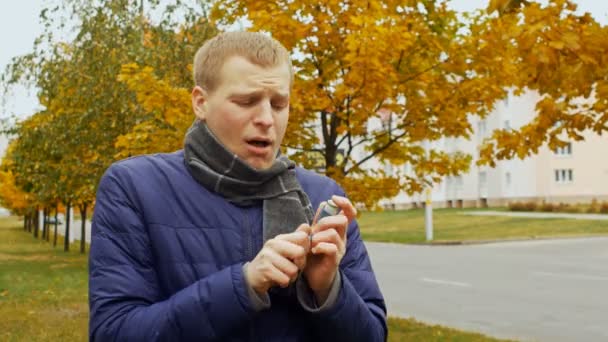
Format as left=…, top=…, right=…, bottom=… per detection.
left=1, top=0, right=608, bottom=121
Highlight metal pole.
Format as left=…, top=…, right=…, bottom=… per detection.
left=424, top=140, right=434, bottom=241
left=425, top=187, right=433, bottom=241
left=140, top=0, right=145, bottom=47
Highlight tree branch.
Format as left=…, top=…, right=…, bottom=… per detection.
left=344, top=130, right=409, bottom=175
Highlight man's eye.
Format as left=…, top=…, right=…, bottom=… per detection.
left=272, top=101, right=288, bottom=109
left=235, top=99, right=255, bottom=107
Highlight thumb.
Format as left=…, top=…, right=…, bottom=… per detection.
left=296, top=223, right=311, bottom=235
left=296, top=223, right=312, bottom=253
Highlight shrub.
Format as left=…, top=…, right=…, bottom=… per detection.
left=588, top=198, right=600, bottom=213
left=508, top=201, right=537, bottom=212
left=556, top=202, right=569, bottom=212
left=508, top=202, right=522, bottom=211
left=600, top=202, right=608, bottom=214
left=564, top=205, right=582, bottom=213
left=540, top=202, right=555, bottom=212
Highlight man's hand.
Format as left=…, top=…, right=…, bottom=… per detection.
left=304, top=195, right=357, bottom=303
left=245, top=224, right=311, bottom=295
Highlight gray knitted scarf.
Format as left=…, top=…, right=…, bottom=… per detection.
left=183, top=120, right=314, bottom=242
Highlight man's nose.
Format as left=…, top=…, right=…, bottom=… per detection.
left=253, top=100, right=274, bottom=127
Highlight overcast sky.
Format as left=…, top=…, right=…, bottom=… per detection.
left=1, top=0, right=607, bottom=120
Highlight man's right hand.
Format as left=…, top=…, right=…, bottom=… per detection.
left=245, top=224, right=311, bottom=295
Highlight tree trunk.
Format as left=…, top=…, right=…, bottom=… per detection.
left=23, top=214, right=28, bottom=231
left=47, top=208, right=52, bottom=241
left=64, top=201, right=71, bottom=252
left=53, top=204, right=59, bottom=247
left=80, top=203, right=88, bottom=254
left=26, top=212, right=31, bottom=232
left=33, top=208, right=39, bottom=238
left=42, top=208, right=47, bottom=239
left=42, top=207, right=50, bottom=240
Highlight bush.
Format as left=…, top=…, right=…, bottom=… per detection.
left=556, top=202, right=569, bottom=212
left=508, top=200, right=608, bottom=214
left=508, top=201, right=537, bottom=212
left=588, top=198, right=600, bottom=213
left=540, top=202, right=555, bottom=212
left=564, top=205, right=582, bottom=213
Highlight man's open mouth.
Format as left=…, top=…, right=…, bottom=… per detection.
left=247, top=139, right=271, bottom=148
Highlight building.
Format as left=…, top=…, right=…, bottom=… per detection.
left=377, top=91, right=608, bottom=209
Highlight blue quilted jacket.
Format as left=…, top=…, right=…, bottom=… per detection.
left=89, top=150, right=387, bottom=341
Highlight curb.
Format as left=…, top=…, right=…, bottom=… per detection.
left=400, top=234, right=608, bottom=246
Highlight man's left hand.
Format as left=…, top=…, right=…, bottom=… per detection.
left=303, top=195, right=357, bottom=304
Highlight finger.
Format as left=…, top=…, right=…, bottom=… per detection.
left=312, top=201, right=327, bottom=225
left=295, top=224, right=313, bottom=254
left=262, top=259, right=293, bottom=288
left=266, top=249, right=300, bottom=285
left=293, top=255, right=307, bottom=271
left=295, top=223, right=312, bottom=235
left=266, top=239, right=307, bottom=261
left=311, top=228, right=345, bottom=252
left=331, top=195, right=357, bottom=222
left=275, top=230, right=310, bottom=247
left=313, top=214, right=348, bottom=238
left=311, top=242, right=339, bottom=256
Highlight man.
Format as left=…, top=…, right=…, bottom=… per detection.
left=89, top=31, right=387, bottom=341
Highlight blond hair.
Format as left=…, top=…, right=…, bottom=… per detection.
left=193, top=31, right=293, bottom=91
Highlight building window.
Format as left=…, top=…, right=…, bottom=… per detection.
left=504, top=120, right=511, bottom=131
left=477, top=120, right=487, bottom=138
left=554, top=169, right=573, bottom=183
left=505, top=172, right=511, bottom=188
left=455, top=175, right=464, bottom=189
left=479, top=171, right=487, bottom=188
left=554, top=143, right=572, bottom=156
left=384, top=163, right=393, bottom=176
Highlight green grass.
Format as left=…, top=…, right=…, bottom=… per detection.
left=388, top=317, right=513, bottom=341
left=0, top=216, right=511, bottom=341
left=0, top=217, right=88, bottom=341
left=357, top=207, right=608, bottom=244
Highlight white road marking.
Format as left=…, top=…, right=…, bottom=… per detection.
left=532, top=271, right=608, bottom=282
left=420, top=277, right=472, bottom=288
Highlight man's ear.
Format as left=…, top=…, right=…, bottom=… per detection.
left=191, top=86, right=208, bottom=121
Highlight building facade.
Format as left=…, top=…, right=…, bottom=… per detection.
left=375, top=91, right=608, bottom=209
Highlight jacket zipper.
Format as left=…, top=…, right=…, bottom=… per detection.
left=243, top=208, right=256, bottom=341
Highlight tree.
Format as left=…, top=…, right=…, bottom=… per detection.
left=2, top=0, right=216, bottom=221
left=114, top=64, right=192, bottom=159
left=209, top=0, right=510, bottom=207
left=476, top=0, right=608, bottom=166
left=114, top=13, right=218, bottom=159
left=0, top=139, right=39, bottom=233
left=2, top=0, right=154, bottom=223
left=0, top=170, right=32, bottom=216
left=210, top=0, right=608, bottom=207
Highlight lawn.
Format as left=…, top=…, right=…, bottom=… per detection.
left=388, top=317, right=513, bottom=341
left=0, top=216, right=510, bottom=341
left=357, top=208, right=608, bottom=244
left=0, top=217, right=88, bottom=341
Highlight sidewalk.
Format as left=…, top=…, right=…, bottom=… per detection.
left=463, top=210, right=608, bottom=220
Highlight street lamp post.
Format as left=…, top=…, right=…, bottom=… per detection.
left=424, top=140, right=434, bottom=241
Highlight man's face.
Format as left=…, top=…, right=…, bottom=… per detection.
left=192, top=56, right=291, bottom=170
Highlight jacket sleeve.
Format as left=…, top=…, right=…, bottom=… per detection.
left=89, top=164, right=256, bottom=341
left=301, top=186, right=388, bottom=342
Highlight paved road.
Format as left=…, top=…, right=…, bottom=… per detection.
left=366, top=238, right=608, bottom=342
left=464, top=211, right=608, bottom=220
